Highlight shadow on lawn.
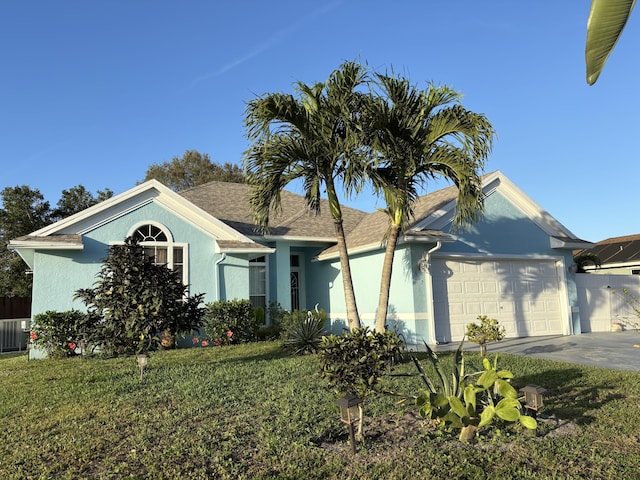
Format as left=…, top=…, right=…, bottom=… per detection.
left=517, top=367, right=624, bottom=427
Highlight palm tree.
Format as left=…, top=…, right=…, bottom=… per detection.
left=365, top=74, right=495, bottom=332
left=573, top=251, right=602, bottom=273
left=243, top=61, right=369, bottom=331
left=586, top=0, right=635, bottom=85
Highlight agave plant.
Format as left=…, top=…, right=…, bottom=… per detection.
left=413, top=342, right=537, bottom=442
left=282, top=308, right=327, bottom=354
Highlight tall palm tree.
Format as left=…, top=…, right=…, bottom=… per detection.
left=243, top=61, right=369, bottom=331
left=365, top=74, right=495, bottom=332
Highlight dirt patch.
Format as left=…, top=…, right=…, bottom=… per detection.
left=317, top=411, right=578, bottom=453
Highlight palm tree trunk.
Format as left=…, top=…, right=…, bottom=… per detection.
left=375, top=223, right=401, bottom=332
left=334, top=219, right=361, bottom=331
left=325, top=181, right=361, bottom=331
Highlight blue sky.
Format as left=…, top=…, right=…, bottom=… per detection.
left=1, top=1, right=638, bottom=243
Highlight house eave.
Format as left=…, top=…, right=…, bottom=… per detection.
left=550, top=236, right=595, bottom=250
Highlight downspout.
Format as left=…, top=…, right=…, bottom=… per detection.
left=214, top=253, right=226, bottom=301
left=421, top=241, right=442, bottom=345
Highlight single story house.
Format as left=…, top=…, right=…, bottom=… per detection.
left=10, top=170, right=593, bottom=356
left=574, top=234, right=640, bottom=275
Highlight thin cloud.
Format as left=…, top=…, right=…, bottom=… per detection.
left=189, top=1, right=342, bottom=88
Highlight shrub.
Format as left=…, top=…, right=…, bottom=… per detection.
left=31, top=310, right=93, bottom=358
left=281, top=308, right=327, bottom=354
left=466, top=315, right=506, bottom=356
left=202, top=299, right=260, bottom=345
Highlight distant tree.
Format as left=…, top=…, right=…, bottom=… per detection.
left=52, top=185, right=114, bottom=220
left=0, top=186, right=52, bottom=297
left=0, top=184, right=113, bottom=297
left=142, top=150, right=245, bottom=191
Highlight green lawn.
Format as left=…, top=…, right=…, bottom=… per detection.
left=1, top=342, right=639, bottom=479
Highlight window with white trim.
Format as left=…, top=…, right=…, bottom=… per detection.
left=249, top=256, right=267, bottom=310
left=130, top=223, right=187, bottom=283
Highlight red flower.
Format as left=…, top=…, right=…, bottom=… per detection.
left=227, top=330, right=233, bottom=337
left=214, top=339, right=221, bottom=346
left=201, top=340, right=209, bottom=347
left=68, top=342, right=76, bottom=350
left=30, top=332, right=37, bottom=340
left=192, top=337, right=199, bottom=344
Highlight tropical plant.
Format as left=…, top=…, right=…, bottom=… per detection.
left=413, top=343, right=537, bottom=442
left=466, top=315, right=506, bottom=356
left=364, top=73, right=495, bottom=332
left=202, top=299, right=261, bottom=346
left=74, top=236, right=205, bottom=356
left=281, top=307, right=327, bottom=354
left=319, top=327, right=403, bottom=440
left=586, top=0, right=635, bottom=85
left=244, top=61, right=370, bottom=331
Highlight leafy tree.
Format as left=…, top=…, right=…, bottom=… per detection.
left=52, top=185, right=113, bottom=220
left=74, top=236, right=205, bottom=356
left=364, top=74, right=495, bottom=332
left=142, top=150, right=245, bottom=191
left=0, top=186, right=52, bottom=297
left=244, top=61, right=369, bottom=331
left=0, top=185, right=113, bottom=297
left=586, top=0, right=635, bottom=85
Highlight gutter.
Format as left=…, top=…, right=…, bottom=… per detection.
left=214, top=253, right=226, bottom=301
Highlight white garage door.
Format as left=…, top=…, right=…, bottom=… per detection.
left=431, top=258, right=565, bottom=343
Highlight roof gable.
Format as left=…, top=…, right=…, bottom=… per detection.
left=9, top=180, right=270, bottom=255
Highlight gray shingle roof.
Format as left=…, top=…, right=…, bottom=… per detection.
left=179, top=181, right=368, bottom=239
left=319, top=183, right=459, bottom=257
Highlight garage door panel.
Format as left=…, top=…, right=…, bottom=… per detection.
left=432, top=258, right=565, bottom=343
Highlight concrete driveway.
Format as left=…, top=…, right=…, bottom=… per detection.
left=455, top=331, right=640, bottom=372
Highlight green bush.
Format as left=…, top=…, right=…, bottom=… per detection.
left=31, top=310, right=93, bottom=358
left=281, top=308, right=327, bottom=354
left=318, top=327, right=403, bottom=399
left=203, top=299, right=260, bottom=345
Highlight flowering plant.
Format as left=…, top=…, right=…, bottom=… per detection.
left=202, top=299, right=258, bottom=345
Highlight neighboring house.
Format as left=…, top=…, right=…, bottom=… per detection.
left=10, top=170, right=593, bottom=355
left=574, top=234, right=640, bottom=275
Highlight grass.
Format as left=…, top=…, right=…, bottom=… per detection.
left=1, top=342, right=640, bottom=479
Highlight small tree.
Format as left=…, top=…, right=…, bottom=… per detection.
left=466, top=315, right=506, bottom=356
left=74, top=236, right=205, bottom=356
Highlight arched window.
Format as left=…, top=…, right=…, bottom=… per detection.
left=128, top=223, right=187, bottom=283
